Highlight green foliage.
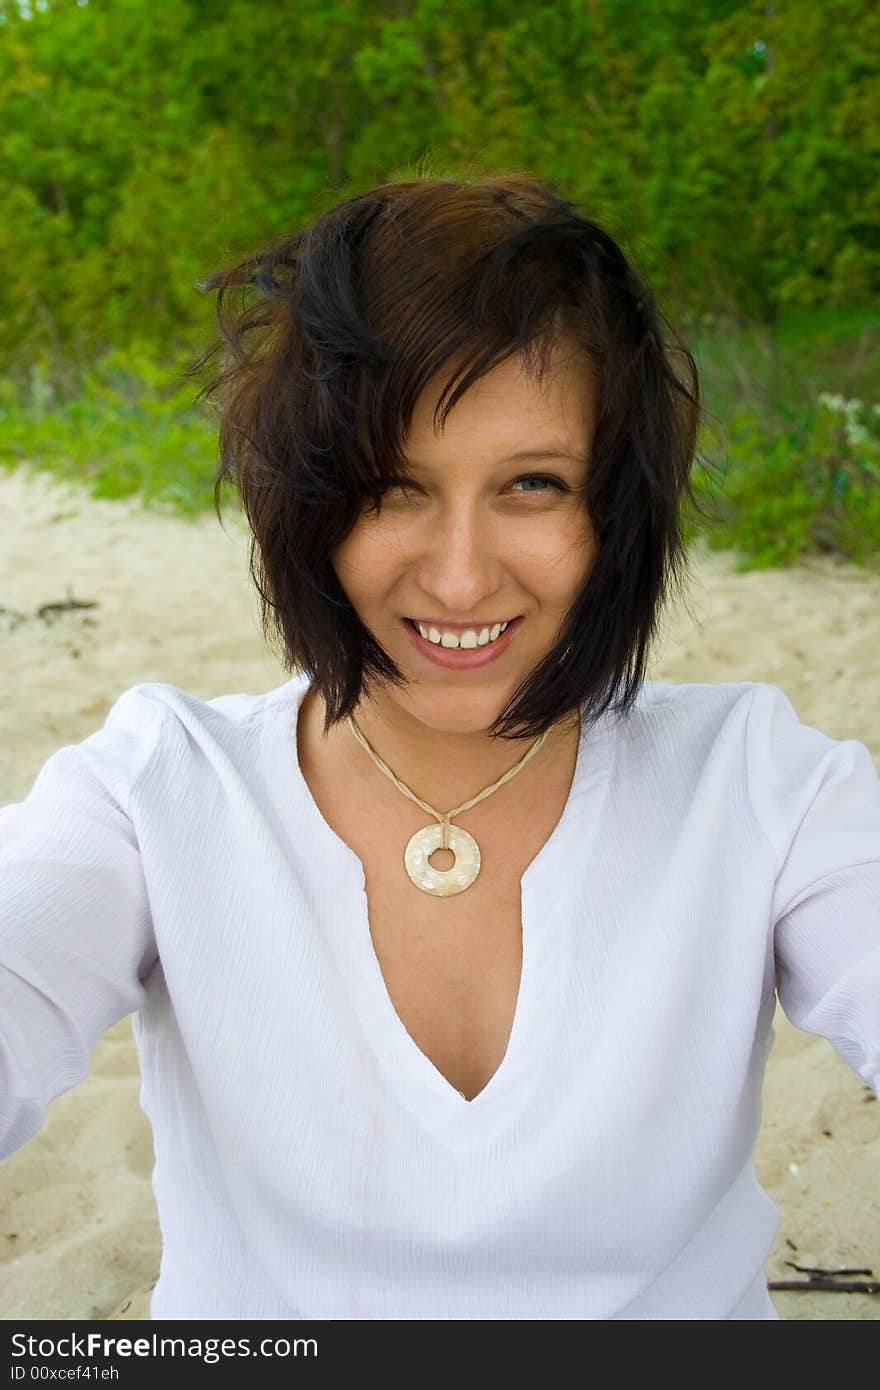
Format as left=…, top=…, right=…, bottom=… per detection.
left=1, top=0, right=878, bottom=371
left=680, top=305, right=880, bottom=572
left=687, top=393, right=880, bottom=572
left=0, top=346, right=220, bottom=521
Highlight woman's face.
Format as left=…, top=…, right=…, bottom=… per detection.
left=331, top=338, right=598, bottom=737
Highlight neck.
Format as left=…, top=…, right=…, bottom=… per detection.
left=318, top=686, right=581, bottom=813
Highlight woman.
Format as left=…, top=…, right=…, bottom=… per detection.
left=1, top=173, right=878, bottom=1320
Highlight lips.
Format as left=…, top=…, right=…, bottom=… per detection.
left=403, top=614, right=523, bottom=669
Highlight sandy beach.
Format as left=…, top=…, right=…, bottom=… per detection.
left=0, top=461, right=877, bottom=1321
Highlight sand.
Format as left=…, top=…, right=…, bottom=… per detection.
left=0, top=461, right=877, bottom=1322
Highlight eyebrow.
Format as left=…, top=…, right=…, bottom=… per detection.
left=405, top=445, right=586, bottom=468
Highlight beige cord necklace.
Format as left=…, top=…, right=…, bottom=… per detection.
left=346, top=714, right=551, bottom=896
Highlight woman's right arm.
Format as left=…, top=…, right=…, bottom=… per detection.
left=0, top=687, right=167, bottom=1158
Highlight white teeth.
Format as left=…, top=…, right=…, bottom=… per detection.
left=414, top=620, right=510, bottom=649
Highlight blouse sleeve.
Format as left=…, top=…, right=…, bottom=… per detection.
left=0, top=685, right=167, bottom=1159
left=746, top=682, right=880, bottom=1097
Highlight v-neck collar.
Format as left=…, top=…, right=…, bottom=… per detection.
left=267, top=669, right=623, bottom=1140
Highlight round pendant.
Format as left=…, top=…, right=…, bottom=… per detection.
left=404, top=821, right=481, bottom=896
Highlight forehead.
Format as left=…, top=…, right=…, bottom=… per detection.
left=406, top=343, right=596, bottom=456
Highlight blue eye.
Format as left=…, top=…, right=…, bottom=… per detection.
left=510, top=474, right=566, bottom=493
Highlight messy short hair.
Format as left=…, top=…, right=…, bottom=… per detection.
left=190, top=170, right=710, bottom=742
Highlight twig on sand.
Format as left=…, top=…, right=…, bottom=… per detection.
left=768, top=1260, right=880, bottom=1294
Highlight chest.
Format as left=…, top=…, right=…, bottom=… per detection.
left=301, top=746, right=577, bottom=1102
left=356, top=844, right=527, bottom=1100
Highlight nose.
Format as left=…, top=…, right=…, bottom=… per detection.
left=410, top=505, right=505, bottom=618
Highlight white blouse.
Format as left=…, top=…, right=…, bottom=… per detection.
left=1, top=670, right=878, bottom=1320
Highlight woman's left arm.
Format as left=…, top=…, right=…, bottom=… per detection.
left=746, top=682, right=880, bottom=1097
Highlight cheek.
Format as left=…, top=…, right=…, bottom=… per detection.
left=331, top=529, right=399, bottom=602
left=562, top=515, right=599, bottom=580
left=328, top=535, right=360, bottom=602
left=518, top=524, right=596, bottom=593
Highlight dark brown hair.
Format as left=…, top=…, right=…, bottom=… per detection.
left=190, top=170, right=711, bottom=741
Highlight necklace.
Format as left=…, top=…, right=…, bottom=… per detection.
left=346, top=713, right=552, bottom=896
